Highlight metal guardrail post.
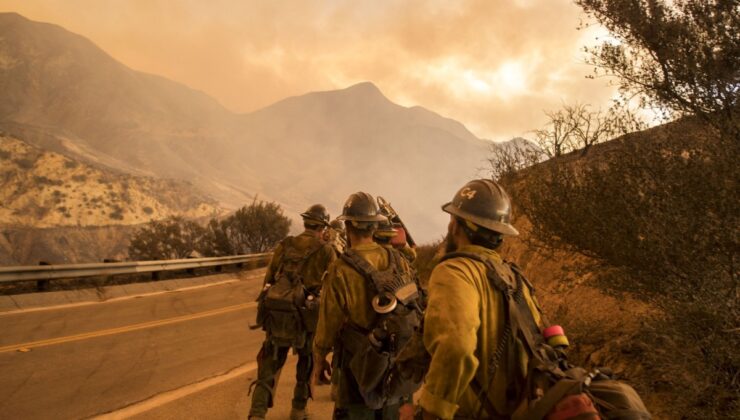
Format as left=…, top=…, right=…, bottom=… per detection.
left=37, top=261, right=51, bottom=292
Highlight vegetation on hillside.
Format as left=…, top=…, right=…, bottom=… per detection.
left=507, top=120, right=738, bottom=417
left=486, top=1, right=738, bottom=417
left=127, top=199, right=291, bottom=261
left=0, top=135, right=219, bottom=227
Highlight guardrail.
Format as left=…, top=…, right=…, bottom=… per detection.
left=0, top=253, right=272, bottom=290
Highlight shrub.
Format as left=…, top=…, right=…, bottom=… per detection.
left=13, top=158, right=34, bottom=169
left=34, top=176, right=63, bottom=186
left=128, top=216, right=207, bottom=260
left=109, top=206, right=124, bottom=221
left=201, top=199, right=291, bottom=256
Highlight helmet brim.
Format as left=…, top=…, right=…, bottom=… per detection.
left=442, top=202, right=519, bottom=236
left=374, top=229, right=398, bottom=238
left=301, top=213, right=330, bottom=226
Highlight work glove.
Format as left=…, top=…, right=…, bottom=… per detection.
left=399, top=403, right=415, bottom=420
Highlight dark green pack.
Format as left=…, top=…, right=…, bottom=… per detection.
left=338, top=247, right=425, bottom=409
left=257, top=237, right=322, bottom=349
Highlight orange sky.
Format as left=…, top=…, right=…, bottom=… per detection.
left=0, top=0, right=616, bottom=141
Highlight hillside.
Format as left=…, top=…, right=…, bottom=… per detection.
left=496, top=116, right=739, bottom=419
left=0, top=135, right=220, bottom=227
left=0, top=12, right=513, bottom=242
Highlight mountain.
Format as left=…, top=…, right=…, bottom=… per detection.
left=0, top=12, right=520, bottom=242
left=0, top=12, right=237, bottom=182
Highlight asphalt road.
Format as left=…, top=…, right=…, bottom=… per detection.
left=0, top=270, right=333, bottom=419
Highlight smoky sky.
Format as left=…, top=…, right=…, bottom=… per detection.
left=0, top=0, right=616, bottom=141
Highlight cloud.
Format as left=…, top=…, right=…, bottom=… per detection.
left=0, top=0, right=616, bottom=140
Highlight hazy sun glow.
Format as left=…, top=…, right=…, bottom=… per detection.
left=0, top=0, right=617, bottom=141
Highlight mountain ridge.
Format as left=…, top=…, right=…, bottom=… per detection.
left=0, top=13, right=520, bottom=242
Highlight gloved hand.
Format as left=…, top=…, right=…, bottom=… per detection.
left=399, top=403, right=415, bottom=420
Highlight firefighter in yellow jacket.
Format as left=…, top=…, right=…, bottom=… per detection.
left=249, top=204, right=336, bottom=420
left=313, top=192, right=418, bottom=419
left=417, top=179, right=649, bottom=419
left=418, top=179, right=542, bottom=419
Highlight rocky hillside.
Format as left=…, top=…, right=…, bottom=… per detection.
left=0, top=135, right=220, bottom=228
left=0, top=12, right=525, bottom=242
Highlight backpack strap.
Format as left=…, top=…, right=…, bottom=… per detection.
left=276, top=236, right=324, bottom=285
left=444, top=252, right=542, bottom=357
left=268, top=236, right=293, bottom=285
left=440, top=252, right=513, bottom=292
left=299, top=240, right=325, bottom=269
left=509, top=261, right=550, bottom=327
left=439, top=251, right=549, bottom=419
left=340, top=247, right=395, bottom=293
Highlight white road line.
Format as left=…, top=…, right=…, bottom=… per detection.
left=0, top=272, right=264, bottom=317
left=90, top=361, right=259, bottom=419
left=0, top=301, right=258, bottom=353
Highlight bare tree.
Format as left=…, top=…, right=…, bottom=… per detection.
left=531, top=102, right=646, bottom=158
left=487, top=139, right=542, bottom=181
left=567, top=103, right=646, bottom=155
left=533, top=108, right=578, bottom=158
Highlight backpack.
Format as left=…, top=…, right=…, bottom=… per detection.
left=256, top=237, right=323, bottom=349
left=338, top=247, right=425, bottom=409
left=440, top=252, right=651, bottom=420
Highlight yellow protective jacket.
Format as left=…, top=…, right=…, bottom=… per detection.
left=419, top=245, right=543, bottom=419
left=313, top=241, right=413, bottom=357
left=263, top=230, right=336, bottom=291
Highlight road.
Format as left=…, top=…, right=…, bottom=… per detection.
left=0, top=270, right=334, bottom=419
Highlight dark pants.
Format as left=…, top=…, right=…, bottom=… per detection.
left=249, top=339, right=313, bottom=418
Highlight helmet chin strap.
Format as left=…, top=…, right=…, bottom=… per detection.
left=456, top=217, right=503, bottom=249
